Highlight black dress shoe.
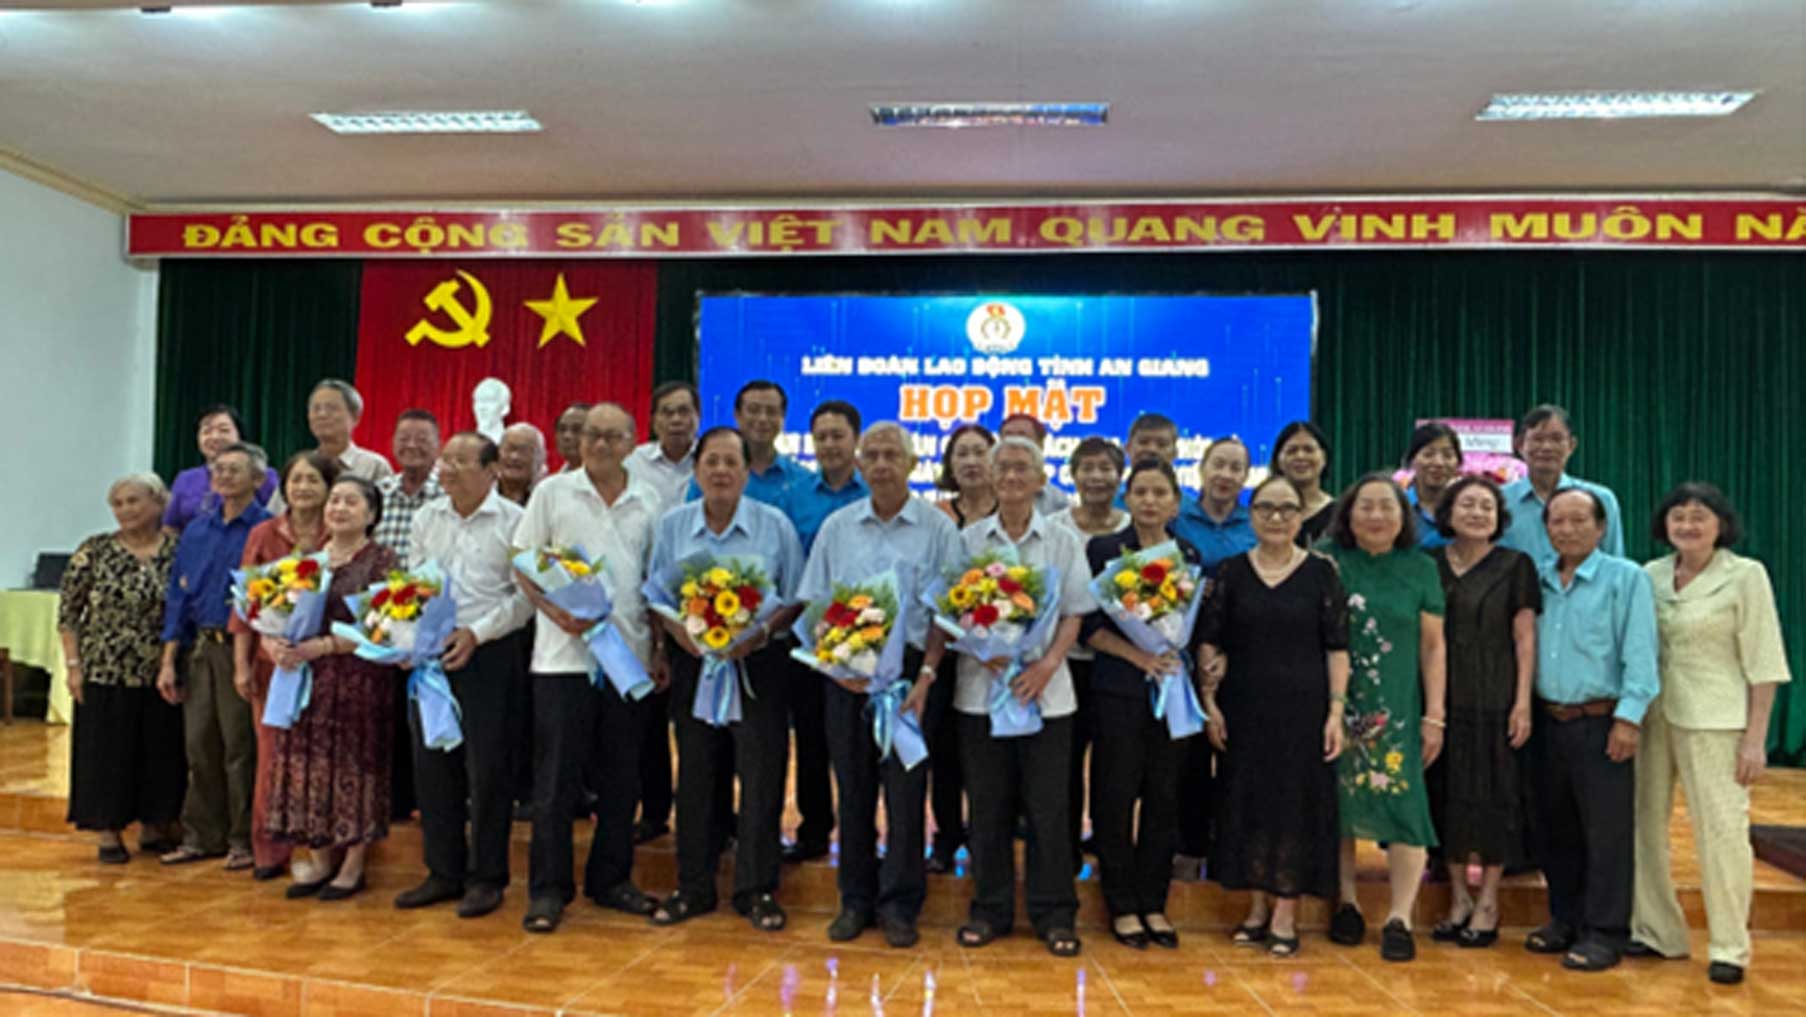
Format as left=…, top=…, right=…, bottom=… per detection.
left=881, top=916, right=919, bottom=948
left=317, top=875, right=367, bottom=901
left=394, top=877, right=464, bottom=910
left=98, top=844, right=129, bottom=865
left=1707, top=961, right=1745, bottom=985
left=1380, top=919, right=1416, bottom=962
left=457, top=885, right=504, bottom=919
left=1328, top=903, right=1366, bottom=946
left=827, top=909, right=871, bottom=942
left=781, top=841, right=830, bottom=865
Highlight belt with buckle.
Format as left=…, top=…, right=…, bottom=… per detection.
left=1541, top=698, right=1616, bottom=722
left=196, top=628, right=230, bottom=644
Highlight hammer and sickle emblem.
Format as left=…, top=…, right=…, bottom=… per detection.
left=405, top=270, right=493, bottom=348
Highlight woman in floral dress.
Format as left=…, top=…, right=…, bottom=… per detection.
left=1318, top=474, right=1447, bottom=963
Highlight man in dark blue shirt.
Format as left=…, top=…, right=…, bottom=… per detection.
left=155, top=442, right=271, bottom=868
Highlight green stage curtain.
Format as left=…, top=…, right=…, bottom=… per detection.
left=654, top=251, right=1806, bottom=762
left=154, top=260, right=363, bottom=480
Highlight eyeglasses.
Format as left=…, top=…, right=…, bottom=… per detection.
left=1249, top=503, right=1302, bottom=519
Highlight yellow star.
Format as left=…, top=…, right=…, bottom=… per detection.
left=524, top=273, right=598, bottom=347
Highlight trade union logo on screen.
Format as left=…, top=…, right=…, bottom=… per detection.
left=966, top=301, right=1027, bottom=354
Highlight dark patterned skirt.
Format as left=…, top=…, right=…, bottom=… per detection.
left=265, top=657, right=397, bottom=848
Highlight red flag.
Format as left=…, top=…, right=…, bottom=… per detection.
left=353, top=260, right=656, bottom=462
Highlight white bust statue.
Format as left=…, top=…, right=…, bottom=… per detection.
left=472, top=377, right=512, bottom=443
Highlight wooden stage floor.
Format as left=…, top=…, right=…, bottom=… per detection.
left=0, top=720, right=1799, bottom=1016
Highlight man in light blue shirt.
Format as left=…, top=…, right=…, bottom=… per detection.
left=646, top=427, right=804, bottom=932
left=683, top=380, right=813, bottom=506
left=776, top=400, right=869, bottom=864
left=794, top=421, right=963, bottom=948
left=1527, top=487, right=1658, bottom=973
left=1500, top=404, right=1624, bottom=565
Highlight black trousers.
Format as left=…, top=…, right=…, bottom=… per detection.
left=637, top=686, right=674, bottom=827
left=926, top=656, right=966, bottom=857
left=670, top=644, right=789, bottom=909
left=527, top=673, right=645, bottom=906
left=1533, top=710, right=1634, bottom=948
left=1176, top=733, right=1215, bottom=857
left=411, top=633, right=522, bottom=890
left=1067, top=658, right=1096, bottom=858
left=960, top=712, right=1079, bottom=936
left=1088, top=689, right=1181, bottom=917
left=784, top=649, right=835, bottom=848
left=507, top=626, right=535, bottom=804
left=824, top=649, right=936, bottom=924
left=68, top=683, right=186, bottom=832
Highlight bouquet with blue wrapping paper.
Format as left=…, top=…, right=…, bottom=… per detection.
left=790, top=571, right=926, bottom=769
left=512, top=545, right=652, bottom=702
left=328, top=561, right=463, bottom=750
left=923, top=546, right=1063, bottom=738
left=1088, top=540, right=1207, bottom=740
left=643, top=552, right=777, bottom=727
left=230, top=551, right=332, bottom=730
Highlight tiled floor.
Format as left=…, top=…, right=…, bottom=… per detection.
left=0, top=720, right=1801, bottom=1016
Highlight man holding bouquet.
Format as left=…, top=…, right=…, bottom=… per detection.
left=644, top=427, right=805, bottom=932
left=511, top=403, right=666, bottom=934
left=926, top=435, right=1096, bottom=958
left=392, top=432, right=533, bottom=919
left=796, top=422, right=962, bottom=948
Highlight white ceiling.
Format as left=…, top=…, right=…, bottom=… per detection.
left=1, top=0, right=1802, bottom=207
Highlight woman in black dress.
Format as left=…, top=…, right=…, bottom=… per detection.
left=1199, top=475, right=1350, bottom=957
left=1081, top=458, right=1203, bottom=950
left=1426, top=476, right=1539, bottom=947
left=1272, top=421, right=1336, bottom=546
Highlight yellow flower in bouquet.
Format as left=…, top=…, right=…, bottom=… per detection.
left=935, top=551, right=1047, bottom=632
left=242, top=554, right=324, bottom=624
left=1099, top=550, right=1199, bottom=624
left=808, top=581, right=899, bottom=677
left=673, top=559, right=771, bottom=651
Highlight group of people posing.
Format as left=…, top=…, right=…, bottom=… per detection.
left=56, top=378, right=1789, bottom=984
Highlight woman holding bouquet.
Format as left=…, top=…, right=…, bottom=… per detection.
left=928, top=436, right=1095, bottom=958
left=646, top=426, right=805, bottom=932
left=230, top=452, right=339, bottom=881
left=263, top=477, right=400, bottom=901
left=1198, top=475, right=1350, bottom=957
left=1319, top=474, right=1447, bottom=962
left=1080, top=458, right=1202, bottom=950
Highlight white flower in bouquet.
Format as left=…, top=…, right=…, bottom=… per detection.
left=683, top=614, right=709, bottom=638
left=250, top=613, right=290, bottom=639
left=831, top=641, right=856, bottom=663
left=732, top=609, right=751, bottom=625
left=848, top=649, right=879, bottom=677
left=387, top=620, right=419, bottom=653
left=857, top=607, right=887, bottom=626
left=1151, top=611, right=1185, bottom=642
left=1133, top=602, right=1154, bottom=621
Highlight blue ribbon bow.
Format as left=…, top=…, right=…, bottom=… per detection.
left=409, top=660, right=464, bottom=751
left=584, top=620, right=654, bottom=702
left=261, top=662, right=312, bottom=730
left=867, top=681, right=929, bottom=769
left=985, top=659, right=1044, bottom=738
left=1150, top=654, right=1206, bottom=741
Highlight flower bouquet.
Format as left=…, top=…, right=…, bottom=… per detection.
left=230, top=551, right=332, bottom=730
left=329, top=561, right=463, bottom=750
left=643, top=553, right=778, bottom=727
left=791, top=571, right=925, bottom=768
left=923, top=547, right=1062, bottom=738
left=1089, top=540, right=1207, bottom=739
left=512, top=545, right=652, bottom=702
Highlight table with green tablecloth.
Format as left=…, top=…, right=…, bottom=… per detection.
left=0, top=590, right=73, bottom=724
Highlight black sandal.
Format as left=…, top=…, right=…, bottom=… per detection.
left=741, top=893, right=787, bottom=932
left=957, top=920, right=1000, bottom=948
left=1525, top=922, right=1576, bottom=955
left=1231, top=921, right=1270, bottom=947
left=1111, top=916, right=1149, bottom=950
left=1269, top=934, right=1301, bottom=958
left=522, top=898, right=563, bottom=933
left=593, top=882, right=656, bottom=916
left=1459, top=905, right=1500, bottom=948
left=1431, top=905, right=1472, bottom=942
left=1143, top=914, right=1179, bottom=950
left=651, top=891, right=715, bottom=927
left=1562, top=939, right=1621, bottom=972
left=1044, top=927, right=1082, bottom=958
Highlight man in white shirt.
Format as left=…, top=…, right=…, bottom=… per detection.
left=626, top=380, right=699, bottom=508
left=624, top=380, right=698, bottom=841
left=393, top=432, right=533, bottom=920
left=511, top=403, right=667, bottom=934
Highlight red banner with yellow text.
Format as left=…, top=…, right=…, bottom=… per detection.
left=131, top=197, right=1806, bottom=258
left=353, top=260, right=656, bottom=464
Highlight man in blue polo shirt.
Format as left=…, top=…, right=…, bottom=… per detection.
left=1500, top=404, right=1624, bottom=566
left=683, top=380, right=812, bottom=506
left=1525, top=487, right=1658, bottom=973
left=155, top=442, right=271, bottom=869
left=778, top=399, right=870, bottom=863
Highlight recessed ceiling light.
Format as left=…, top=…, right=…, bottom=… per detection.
left=309, top=111, right=543, bottom=135
left=870, top=102, right=1108, bottom=128
left=1476, top=91, right=1757, bottom=121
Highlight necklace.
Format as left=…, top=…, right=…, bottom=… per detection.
left=1251, top=545, right=1302, bottom=577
